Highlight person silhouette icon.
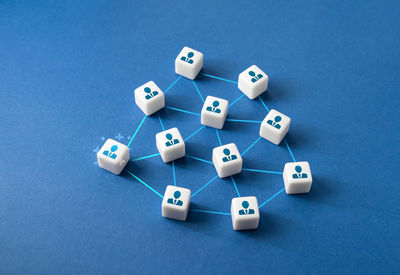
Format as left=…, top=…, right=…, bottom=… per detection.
left=180, top=52, right=194, bottom=64
left=292, top=165, right=308, bottom=179
left=249, top=70, right=263, bottom=83
left=167, top=190, right=183, bottom=206
left=165, top=133, right=180, bottom=147
left=144, top=87, right=159, bottom=100
left=206, top=100, right=221, bottom=113
left=102, top=144, right=118, bottom=159
left=267, top=115, right=282, bottom=129
left=222, top=148, right=237, bottom=162
left=238, top=200, right=255, bottom=215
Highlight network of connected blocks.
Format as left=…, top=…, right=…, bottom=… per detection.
left=96, top=46, right=313, bottom=231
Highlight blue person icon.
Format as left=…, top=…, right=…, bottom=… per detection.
left=292, top=165, right=308, bottom=179
left=180, top=51, right=194, bottom=64
left=206, top=100, right=221, bottom=114
left=267, top=115, right=282, bottom=129
left=249, top=70, right=263, bottom=83
left=103, top=144, right=118, bottom=159
left=222, top=148, right=237, bottom=162
left=238, top=200, right=255, bottom=215
left=144, top=87, right=159, bottom=100
left=167, top=190, right=183, bottom=206
left=165, top=133, right=180, bottom=147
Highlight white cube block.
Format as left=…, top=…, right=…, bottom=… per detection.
left=238, top=65, right=268, bottom=100
left=156, top=127, right=185, bottom=163
left=231, top=196, right=260, bottom=230
left=201, top=96, right=229, bottom=129
left=283, top=161, right=313, bottom=194
left=259, top=109, right=291, bottom=145
left=162, top=185, right=191, bottom=221
left=134, top=81, right=165, bottom=116
left=212, top=143, right=242, bottom=178
left=97, top=138, right=130, bottom=175
left=175, top=46, right=203, bottom=80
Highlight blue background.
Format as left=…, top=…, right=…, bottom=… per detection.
left=1, top=0, right=399, bottom=274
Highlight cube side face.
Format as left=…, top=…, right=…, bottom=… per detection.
left=231, top=197, right=260, bottom=230
left=97, top=139, right=130, bottom=175
left=162, top=185, right=191, bottom=221
left=212, top=143, right=242, bottom=178
left=283, top=162, right=312, bottom=194
left=201, top=96, right=228, bottom=129
left=238, top=65, right=268, bottom=99
left=260, top=109, right=291, bottom=145
left=175, top=47, right=203, bottom=80
left=156, top=128, right=185, bottom=163
left=134, top=81, right=165, bottom=116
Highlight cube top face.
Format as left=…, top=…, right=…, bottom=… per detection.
left=175, top=46, right=203, bottom=68
left=162, top=185, right=191, bottom=209
left=213, top=143, right=242, bottom=166
left=201, top=96, right=229, bottom=118
left=284, top=161, right=312, bottom=184
left=97, top=138, right=130, bottom=175
left=134, top=81, right=164, bottom=103
left=156, top=127, right=184, bottom=152
left=231, top=196, right=260, bottom=230
left=262, top=109, right=291, bottom=135
left=239, top=65, right=268, bottom=86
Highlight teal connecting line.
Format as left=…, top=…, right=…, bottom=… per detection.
left=226, top=118, right=262, bottom=123
left=192, top=80, right=204, bottom=102
left=242, top=168, right=283, bottom=175
left=172, top=160, right=176, bottom=186
left=229, top=94, right=245, bottom=107
left=231, top=176, right=240, bottom=197
left=201, top=73, right=238, bottom=84
left=191, top=175, right=219, bottom=198
left=258, top=188, right=285, bottom=209
left=164, top=75, right=182, bottom=94
left=157, top=114, right=165, bottom=131
left=127, top=170, right=164, bottom=199
left=167, top=106, right=201, bottom=117
left=127, top=115, right=147, bottom=147
left=186, top=155, right=213, bottom=165
left=284, top=138, right=296, bottom=162
left=259, top=96, right=270, bottom=112
left=190, top=208, right=231, bottom=216
left=184, top=125, right=205, bottom=142
left=132, top=153, right=160, bottom=161
left=241, top=136, right=262, bottom=156
left=215, top=129, right=222, bottom=145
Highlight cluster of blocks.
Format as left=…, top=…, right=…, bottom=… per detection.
left=97, top=46, right=313, bottom=231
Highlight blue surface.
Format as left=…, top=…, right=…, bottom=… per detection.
left=1, top=1, right=399, bottom=274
